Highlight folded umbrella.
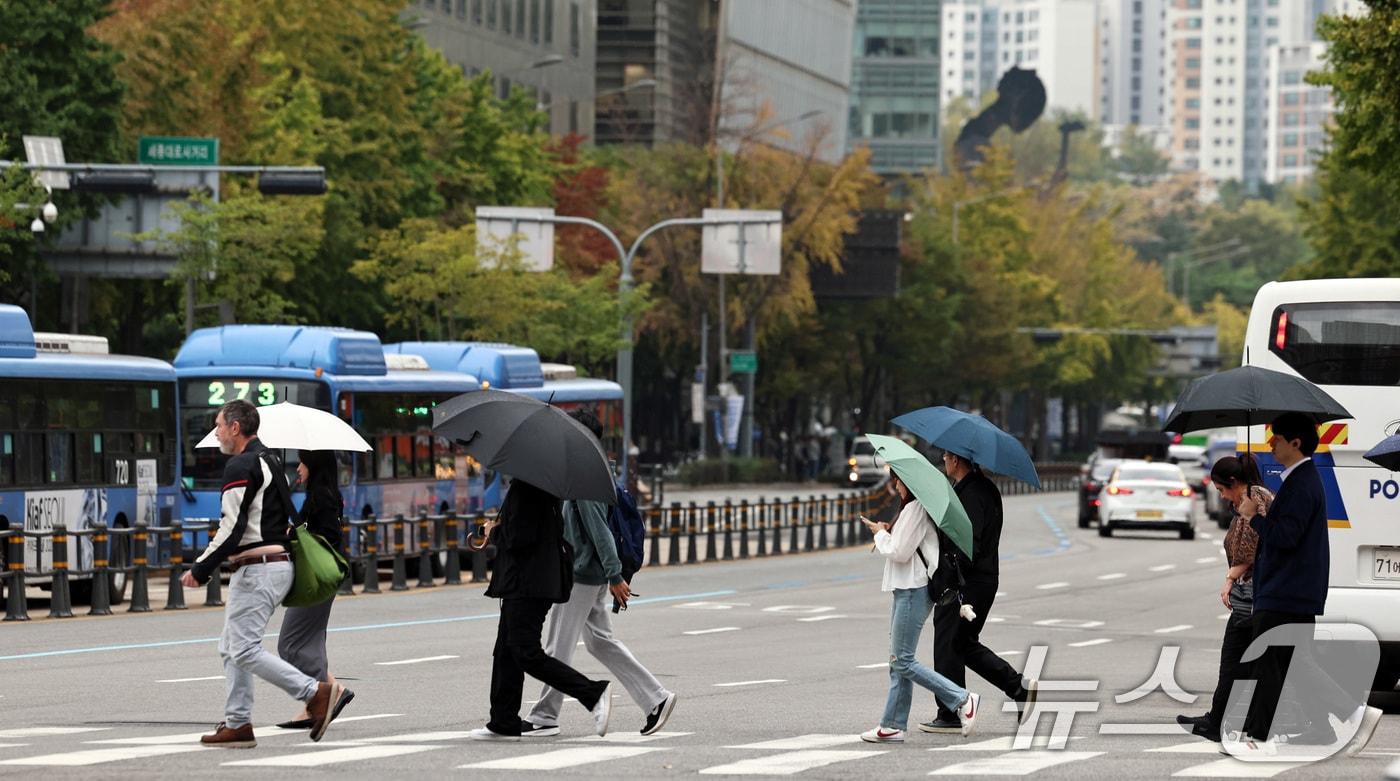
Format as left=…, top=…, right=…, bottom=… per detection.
left=432, top=389, right=616, bottom=504
left=865, top=434, right=974, bottom=559
left=891, top=406, right=1041, bottom=489
left=1364, top=435, right=1400, bottom=472
left=195, top=402, right=371, bottom=452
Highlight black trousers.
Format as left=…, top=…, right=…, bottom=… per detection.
left=933, top=579, right=1023, bottom=721
left=1207, top=609, right=1254, bottom=732
left=487, top=597, right=607, bottom=736
left=1242, top=609, right=1357, bottom=740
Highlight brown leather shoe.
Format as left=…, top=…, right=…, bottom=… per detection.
left=200, top=722, right=256, bottom=748
left=307, top=680, right=349, bottom=742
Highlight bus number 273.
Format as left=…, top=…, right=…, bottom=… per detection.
left=207, top=381, right=276, bottom=406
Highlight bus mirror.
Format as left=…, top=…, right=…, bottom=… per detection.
left=182, top=476, right=194, bottom=490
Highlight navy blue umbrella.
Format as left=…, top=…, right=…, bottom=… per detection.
left=891, top=406, right=1042, bottom=489
left=1364, top=435, right=1400, bottom=472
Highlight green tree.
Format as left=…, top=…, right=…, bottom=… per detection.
left=1114, top=126, right=1170, bottom=185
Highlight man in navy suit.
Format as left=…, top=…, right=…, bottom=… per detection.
left=1226, top=413, right=1381, bottom=758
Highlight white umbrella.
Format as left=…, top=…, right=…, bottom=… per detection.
left=195, top=402, right=371, bottom=452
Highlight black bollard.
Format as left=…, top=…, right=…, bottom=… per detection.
left=648, top=506, right=661, bottom=567
left=836, top=494, right=846, bottom=547
left=47, top=525, right=74, bottom=618
left=738, top=499, right=750, bottom=559
left=667, top=502, right=682, bottom=566
left=88, top=524, right=111, bottom=616
left=4, top=530, right=29, bottom=621
left=790, top=497, right=801, bottom=553
left=818, top=494, right=829, bottom=550
left=756, top=497, right=767, bottom=557
left=205, top=519, right=224, bottom=607
left=771, top=499, right=783, bottom=555
left=416, top=514, right=436, bottom=588
left=165, top=520, right=187, bottom=610
left=444, top=515, right=462, bottom=586
left=686, top=502, right=699, bottom=564
left=721, top=500, right=734, bottom=561
left=362, top=519, right=381, bottom=594
left=390, top=515, right=409, bottom=591
left=338, top=518, right=355, bottom=596
left=705, top=502, right=718, bottom=563
left=805, top=499, right=816, bottom=552
left=127, top=522, right=151, bottom=613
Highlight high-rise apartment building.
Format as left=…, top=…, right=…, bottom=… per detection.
left=848, top=0, right=942, bottom=174
left=1264, top=41, right=1330, bottom=183
left=1098, top=0, right=1171, bottom=146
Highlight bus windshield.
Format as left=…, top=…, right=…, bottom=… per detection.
left=179, top=378, right=331, bottom=489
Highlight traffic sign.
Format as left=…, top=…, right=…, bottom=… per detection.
left=138, top=136, right=219, bottom=166
left=729, top=351, right=757, bottom=374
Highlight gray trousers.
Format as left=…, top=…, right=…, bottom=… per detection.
left=278, top=594, right=336, bottom=681
left=527, top=582, right=670, bottom=726
left=220, top=561, right=319, bottom=728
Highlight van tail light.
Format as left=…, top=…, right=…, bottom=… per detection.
left=1275, top=311, right=1288, bottom=350
left=1168, top=487, right=1193, bottom=497
left=1106, top=485, right=1133, bottom=496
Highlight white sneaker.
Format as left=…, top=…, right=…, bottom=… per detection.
left=958, top=692, right=980, bottom=737
left=1220, top=734, right=1279, bottom=760
left=860, top=726, right=906, bottom=743
left=468, top=727, right=520, bottom=742
left=1342, top=705, right=1383, bottom=757
left=591, top=683, right=613, bottom=737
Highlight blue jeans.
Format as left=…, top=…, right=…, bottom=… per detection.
left=881, top=587, right=968, bottom=730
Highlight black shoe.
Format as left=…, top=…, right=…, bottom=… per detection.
left=641, top=693, right=679, bottom=736
left=1014, top=679, right=1039, bottom=725
left=918, top=717, right=962, bottom=734
left=1176, top=713, right=1209, bottom=728
left=1191, top=720, right=1222, bottom=742
left=519, top=721, right=560, bottom=738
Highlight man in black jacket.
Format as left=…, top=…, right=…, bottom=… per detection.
left=923, top=451, right=1037, bottom=733
left=471, top=479, right=614, bottom=741
left=1227, top=413, right=1380, bottom=757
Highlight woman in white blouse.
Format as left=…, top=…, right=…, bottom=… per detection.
left=858, top=473, right=981, bottom=743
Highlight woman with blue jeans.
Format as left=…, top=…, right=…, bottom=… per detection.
left=860, top=474, right=980, bottom=743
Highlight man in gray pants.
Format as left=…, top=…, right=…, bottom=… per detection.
left=521, top=409, right=678, bottom=737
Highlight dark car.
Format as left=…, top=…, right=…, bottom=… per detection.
left=1078, top=458, right=1121, bottom=528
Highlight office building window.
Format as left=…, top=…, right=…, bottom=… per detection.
left=544, top=0, right=553, bottom=43
left=502, top=0, right=511, bottom=32
left=442, top=0, right=452, bottom=13
left=516, top=0, right=526, bottom=38
left=569, top=100, right=578, bottom=134
left=530, top=0, right=540, bottom=43
left=487, top=0, right=497, bottom=28
left=472, top=0, right=482, bottom=23
left=569, top=2, right=580, bottom=56
left=456, top=0, right=466, bottom=18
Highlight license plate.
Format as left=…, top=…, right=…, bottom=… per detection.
left=1136, top=510, right=1164, bottom=519
left=1376, top=548, right=1400, bottom=581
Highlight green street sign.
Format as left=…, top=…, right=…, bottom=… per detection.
left=138, top=136, right=219, bottom=166
left=729, top=351, right=758, bottom=374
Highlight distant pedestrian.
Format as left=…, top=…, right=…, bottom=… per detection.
left=471, top=479, right=614, bottom=741
left=181, top=400, right=350, bottom=748
left=1178, top=454, right=1271, bottom=743
left=1227, top=413, right=1380, bottom=757
left=275, top=450, right=352, bottom=729
left=925, top=452, right=1037, bottom=732
left=520, top=410, right=679, bottom=737
left=859, top=474, right=980, bottom=743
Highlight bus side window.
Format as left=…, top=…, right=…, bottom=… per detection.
left=16, top=433, right=42, bottom=486
left=0, top=433, right=13, bottom=486
left=394, top=434, right=413, bottom=479
left=46, top=432, right=75, bottom=484
left=377, top=435, right=395, bottom=481
left=76, top=432, right=103, bottom=483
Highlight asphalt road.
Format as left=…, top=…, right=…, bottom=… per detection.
left=0, top=492, right=1395, bottom=779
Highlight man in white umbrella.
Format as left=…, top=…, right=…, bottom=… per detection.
left=181, top=399, right=351, bottom=747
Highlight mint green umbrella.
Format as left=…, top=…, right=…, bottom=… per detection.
left=866, top=434, right=974, bottom=559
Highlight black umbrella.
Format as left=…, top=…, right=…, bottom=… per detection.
left=1364, top=435, right=1400, bottom=472
left=1161, top=365, right=1352, bottom=435
left=432, top=389, right=616, bottom=504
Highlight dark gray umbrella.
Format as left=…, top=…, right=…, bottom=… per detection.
left=1161, top=365, right=1352, bottom=435
left=1364, top=435, right=1400, bottom=472
left=432, top=389, right=616, bottom=504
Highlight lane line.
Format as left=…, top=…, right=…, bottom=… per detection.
left=374, top=655, right=459, bottom=666
left=700, top=749, right=883, bottom=775
left=929, top=750, right=1103, bottom=775
left=856, top=662, right=889, bottom=669
left=1035, top=582, right=1069, bottom=590
left=1099, top=723, right=1194, bottom=735
left=929, top=736, right=1087, bottom=752
left=1155, top=625, right=1194, bottom=634
left=1097, top=573, right=1127, bottom=581
left=1195, top=556, right=1220, bottom=564
left=1068, top=638, right=1113, bottom=647
left=461, top=746, right=661, bottom=770
left=0, top=728, right=108, bottom=738
left=728, top=735, right=862, bottom=750
left=1150, top=564, right=1177, bottom=572
left=565, top=732, right=692, bottom=744
left=1033, top=619, right=1104, bottom=628
left=1171, top=758, right=1309, bottom=777
left=684, top=627, right=740, bottom=636
left=714, top=679, right=787, bottom=688
left=156, top=675, right=224, bottom=683
left=225, top=745, right=440, bottom=767
left=0, top=745, right=206, bottom=766
left=797, top=615, right=846, bottom=623
left=1147, top=741, right=1228, bottom=754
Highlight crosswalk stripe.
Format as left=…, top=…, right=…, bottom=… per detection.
left=0, top=745, right=28, bottom=749
left=358, top=731, right=474, bottom=743
left=565, top=731, right=692, bottom=744
left=699, top=749, right=884, bottom=775
left=0, top=745, right=206, bottom=766
left=460, top=746, right=661, bottom=770
left=374, top=655, right=459, bottom=666
left=929, top=736, right=1086, bottom=752
left=89, top=726, right=298, bottom=745
left=728, top=734, right=862, bottom=750
left=928, top=750, right=1103, bottom=775
left=0, top=728, right=108, bottom=738
left=1150, top=565, right=1177, bottom=572
left=685, top=627, right=741, bottom=635
left=1147, top=741, right=1228, bottom=754
left=1069, top=638, right=1113, bottom=647
left=156, top=676, right=226, bottom=683
left=856, top=662, right=889, bottom=669
left=1155, top=625, right=1194, bottom=634
left=1171, top=758, right=1311, bottom=777
left=223, top=745, right=440, bottom=767
left=714, top=679, right=787, bottom=688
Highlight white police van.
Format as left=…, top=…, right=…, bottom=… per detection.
left=1241, top=279, right=1400, bottom=694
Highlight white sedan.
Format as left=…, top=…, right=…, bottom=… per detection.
left=1097, top=460, right=1196, bottom=540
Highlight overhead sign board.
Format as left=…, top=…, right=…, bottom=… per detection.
left=702, top=208, right=782, bottom=275
left=729, top=350, right=758, bottom=374
left=138, top=136, right=219, bottom=166
left=22, top=135, right=69, bottom=190
left=475, top=206, right=555, bottom=272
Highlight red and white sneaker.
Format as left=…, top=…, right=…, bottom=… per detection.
left=860, top=726, right=906, bottom=743
left=958, top=692, right=980, bottom=737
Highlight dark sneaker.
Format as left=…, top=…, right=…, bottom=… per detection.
left=918, top=717, right=962, bottom=734
left=306, top=680, right=351, bottom=742
left=200, top=721, right=256, bottom=748
left=641, top=693, right=679, bottom=736
left=520, top=721, right=560, bottom=738
left=1014, top=679, right=1039, bottom=725
left=1190, top=720, right=1222, bottom=742
left=1176, top=713, right=1209, bottom=728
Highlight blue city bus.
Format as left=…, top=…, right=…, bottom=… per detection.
left=173, top=327, right=484, bottom=565
left=0, top=304, right=180, bottom=604
left=383, top=341, right=624, bottom=510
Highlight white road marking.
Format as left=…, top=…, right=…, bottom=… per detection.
left=728, top=734, right=862, bottom=750
left=797, top=615, right=846, bottom=623
left=1068, top=638, right=1113, bottom=647
left=1155, top=624, right=1194, bottom=634
left=333, top=713, right=404, bottom=724
left=856, top=662, right=889, bottom=669
left=1148, top=741, right=1230, bottom=754
left=1097, top=573, right=1127, bottom=581
left=0, top=728, right=108, bottom=738
left=566, top=731, right=692, bottom=744
left=0, top=745, right=28, bottom=749
left=156, top=675, right=225, bottom=683
left=674, top=601, right=749, bottom=610
left=1036, top=582, right=1070, bottom=590
left=997, top=650, right=1023, bottom=657
left=929, top=750, right=1103, bottom=775
left=461, top=746, right=661, bottom=770
left=1150, top=564, right=1177, bottom=572
left=929, top=736, right=1087, bottom=752
left=0, top=745, right=206, bottom=766
left=90, top=727, right=296, bottom=745
left=714, top=679, right=787, bottom=688
left=358, top=731, right=474, bottom=743
left=1196, top=556, right=1220, bottom=564
left=986, top=617, right=1005, bottom=623
left=700, top=749, right=883, bottom=775
left=225, top=745, right=440, bottom=767
left=1099, top=723, right=1195, bottom=735
left=1033, top=619, right=1105, bottom=629
left=684, top=627, right=741, bottom=636
left=374, top=654, right=459, bottom=666
left=762, top=605, right=835, bottom=614
left=1171, top=758, right=1310, bottom=777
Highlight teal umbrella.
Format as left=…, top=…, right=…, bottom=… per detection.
left=866, top=434, right=974, bottom=559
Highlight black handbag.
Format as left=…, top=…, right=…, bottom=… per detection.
left=916, top=545, right=964, bottom=607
